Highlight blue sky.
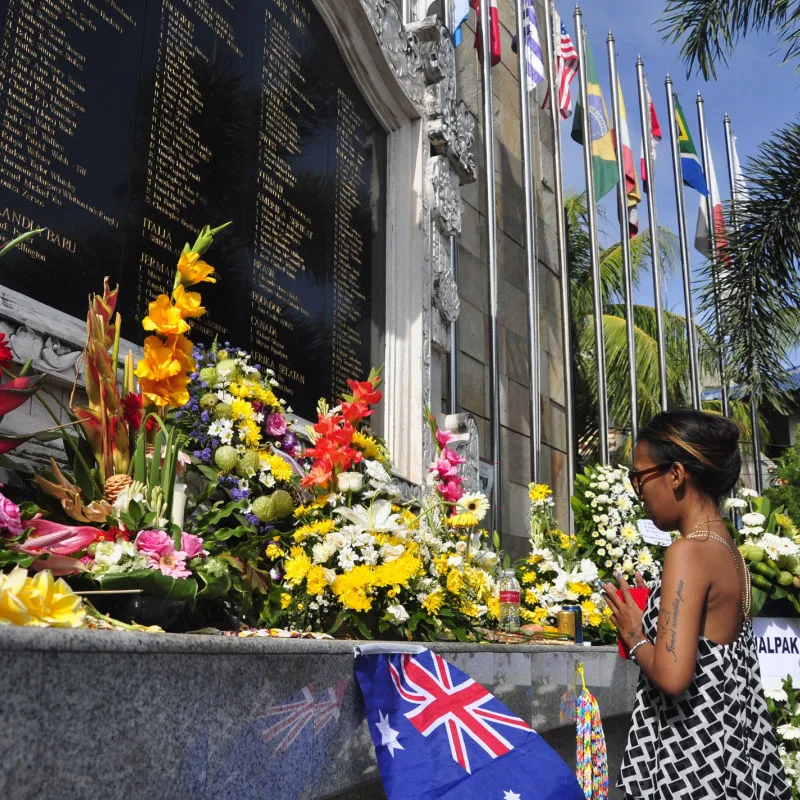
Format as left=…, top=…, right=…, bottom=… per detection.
left=557, top=1, right=798, bottom=355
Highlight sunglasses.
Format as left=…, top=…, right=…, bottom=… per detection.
left=628, top=463, right=673, bottom=497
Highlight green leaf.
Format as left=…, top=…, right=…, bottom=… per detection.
left=133, top=431, right=147, bottom=483
left=195, top=564, right=232, bottom=600
left=0, top=550, right=35, bottom=567
left=751, top=585, right=767, bottom=616
left=98, top=569, right=198, bottom=603
left=211, top=526, right=252, bottom=542
left=196, top=500, right=248, bottom=529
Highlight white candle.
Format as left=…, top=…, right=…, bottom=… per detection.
left=171, top=483, right=187, bottom=530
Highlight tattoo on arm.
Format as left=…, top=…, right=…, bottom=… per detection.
left=664, top=579, right=685, bottom=663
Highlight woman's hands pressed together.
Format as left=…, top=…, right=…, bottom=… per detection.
left=601, top=571, right=647, bottom=649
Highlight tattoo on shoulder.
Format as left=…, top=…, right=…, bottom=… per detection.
left=663, top=579, right=685, bottom=663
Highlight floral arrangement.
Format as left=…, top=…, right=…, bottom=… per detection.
left=278, top=384, right=498, bottom=640
left=572, top=464, right=664, bottom=582
left=517, top=483, right=614, bottom=642
left=766, top=676, right=800, bottom=798
left=728, top=488, right=800, bottom=616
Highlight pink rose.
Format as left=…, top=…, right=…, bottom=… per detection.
left=181, top=532, right=206, bottom=559
left=265, top=413, right=287, bottom=437
left=0, top=490, right=23, bottom=536
left=135, top=529, right=174, bottom=557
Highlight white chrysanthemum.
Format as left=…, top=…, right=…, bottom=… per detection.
left=741, top=512, right=766, bottom=528
left=777, top=723, right=800, bottom=741
left=621, top=523, right=639, bottom=542
left=739, top=488, right=759, bottom=498
left=724, top=497, right=748, bottom=511
left=765, top=687, right=789, bottom=703
left=637, top=548, right=654, bottom=567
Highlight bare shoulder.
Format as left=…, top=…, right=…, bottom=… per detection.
left=663, top=538, right=713, bottom=580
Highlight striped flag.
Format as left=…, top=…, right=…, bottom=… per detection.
left=452, top=0, right=471, bottom=46
left=673, top=93, right=708, bottom=195
left=544, top=9, right=579, bottom=118
left=695, top=146, right=727, bottom=257
left=617, top=79, right=641, bottom=237
left=522, top=0, right=545, bottom=88
left=470, top=0, right=501, bottom=66
left=640, top=83, right=661, bottom=194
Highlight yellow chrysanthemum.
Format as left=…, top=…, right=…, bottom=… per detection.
left=284, top=547, right=311, bottom=586
left=294, top=519, right=337, bottom=542
left=526, top=553, right=543, bottom=565
left=332, top=564, right=374, bottom=595
left=775, top=513, right=798, bottom=535
left=231, top=398, right=254, bottom=419
left=447, top=511, right=479, bottom=529
left=521, top=570, right=537, bottom=585
left=568, top=581, right=593, bottom=597
left=528, top=483, right=552, bottom=502
left=460, top=601, right=481, bottom=618
left=422, top=591, right=444, bottom=615
left=177, top=250, right=216, bottom=285
left=264, top=388, right=280, bottom=408
left=351, top=431, right=382, bottom=460
left=265, top=544, right=283, bottom=559
left=531, top=607, right=549, bottom=624
left=446, top=570, right=464, bottom=594
left=373, top=553, right=421, bottom=587
left=238, top=419, right=261, bottom=448
left=486, top=596, right=500, bottom=620
left=0, top=568, right=85, bottom=628
left=280, top=593, right=292, bottom=609
left=293, top=504, right=319, bottom=519
left=263, top=453, right=293, bottom=483
left=524, top=588, right=538, bottom=605
left=559, top=533, right=574, bottom=550
left=339, top=588, right=373, bottom=612
left=142, top=294, right=190, bottom=336
left=433, top=554, right=450, bottom=575
left=306, top=565, right=329, bottom=596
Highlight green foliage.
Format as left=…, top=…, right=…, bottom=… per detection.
left=766, top=675, right=800, bottom=795
left=766, top=429, right=800, bottom=531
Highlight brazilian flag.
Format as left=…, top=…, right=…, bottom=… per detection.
left=571, top=37, right=618, bottom=200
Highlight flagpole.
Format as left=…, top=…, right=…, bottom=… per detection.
left=665, top=76, right=701, bottom=409
left=696, top=92, right=730, bottom=418
left=574, top=7, right=609, bottom=463
left=724, top=112, right=762, bottom=492
left=636, top=56, right=668, bottom=412
left=478, top=0, right=503, bottom=538
left=545, top=0, right=576, bottom=530
left=516, top=0, right=542, bottom=483
left=607, top=32, right=638, bottom=441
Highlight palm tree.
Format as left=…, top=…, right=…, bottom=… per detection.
left=565, top=191, right=762, bottom=462
left=661, top=2, right=800, bottom=413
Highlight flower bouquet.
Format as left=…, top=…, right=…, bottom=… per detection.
left=729, top=488, right=800, bottom=616
left=766, top=676, right=800, bottom=798
left=277, top=383, right=498, bottom=640
left=516, top=483, right=615, bottom=643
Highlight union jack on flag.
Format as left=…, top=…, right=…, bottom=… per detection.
left=355, top=645, right=584, bottom=800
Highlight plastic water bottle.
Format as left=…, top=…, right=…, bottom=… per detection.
left=498, top=569, right=521, bottom=632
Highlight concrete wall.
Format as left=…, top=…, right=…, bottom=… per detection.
left=454, top=1, right=569, bottom=554
left=0, top=628, right=637, bottom=799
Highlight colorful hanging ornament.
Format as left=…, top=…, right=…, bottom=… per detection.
left=574, top=662, right=608, bottom=799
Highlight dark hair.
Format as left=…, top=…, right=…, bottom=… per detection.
left=636, top=409, right=741, bottom=501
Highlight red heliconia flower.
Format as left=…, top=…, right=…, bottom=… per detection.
left=0, top=333, right=12, bottom=367
left=0, top=375, right=40, bottom=416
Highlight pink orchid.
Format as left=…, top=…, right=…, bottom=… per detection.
left=0, top=490, right=23, bottom=535
left=22, top=517, right=100, bottom=555
left=181, top=532, right=206, bottom=559
left=438, top=479, right=464, bottom=503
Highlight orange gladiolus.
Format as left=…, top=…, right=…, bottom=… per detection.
left=142, top=294, right=190, bottom=335
left=177, top=251, right=216, bottom=286
left=172, top=284, right=206, bottom=319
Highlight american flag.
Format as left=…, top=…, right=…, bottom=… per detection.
left=545, top=9, right=579, bottom=119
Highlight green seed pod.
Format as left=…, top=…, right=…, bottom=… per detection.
left=778, top=570, right=794, bottom=587
left=199, top=392, right=219, bottom=410
left=198, top=366, right=218, bottom=387
left=236, top=451, right=261, bottom=478
left=213, top=402, right=233, bottom=420
left=214, top=445, right=239, bottom=472
left=216, top=358, right=240, bottom=384
left=268, top=489, right=294, bottom=520
left=252, top=495, right=272, bottom=523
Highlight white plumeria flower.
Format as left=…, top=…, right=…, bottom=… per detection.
left=335, top=499, right=403, bottom=533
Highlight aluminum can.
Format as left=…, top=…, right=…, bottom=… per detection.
left=562, top=604, right=583, bottom=644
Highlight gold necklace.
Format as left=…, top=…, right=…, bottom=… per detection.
left=685, top=529, right=751, bottom=618
left=683, top=517, right=724, bottom=538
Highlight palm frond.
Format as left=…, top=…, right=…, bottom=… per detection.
left=660, top=0, right=794, bottom=79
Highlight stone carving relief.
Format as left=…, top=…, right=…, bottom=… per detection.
left=0, top=318, right=81, bottom=380
left=444, top=412, right=481, bottom=494
left=428, top=154, right=461, bottom=236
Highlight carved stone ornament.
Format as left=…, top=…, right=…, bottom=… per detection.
left=434, top=270, right=460, bottom=325
left=0, top=317, right=81, bottom=380
left=428, top=155, right=462, bottom=235
left=444, top=412, right=481, bottom=494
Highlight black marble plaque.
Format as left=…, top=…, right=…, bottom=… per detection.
left=0, top=0, right=386, bottom=419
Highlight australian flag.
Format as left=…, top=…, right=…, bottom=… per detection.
left=354, top=644, right=584, bottom=800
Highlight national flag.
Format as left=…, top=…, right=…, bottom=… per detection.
left=355, top=644, right=584, bottom=800
left=673, top=93, right=708, bottom=195
left=571, top=36, right=618, bottom=200
left=452, top=0, right=471, bottom=47
left=543, top=9, right=579, bottom=119
left=730, top=133, right=748, bottom=204
left=640, top=82, right=661, bottom=194
left=695, top=145, right=727, bottom=257
left=617, top=78, right=641, bottom=237
left=470, top=0, right=501, bottom=67
left=511, top=0, right=545, bottom=89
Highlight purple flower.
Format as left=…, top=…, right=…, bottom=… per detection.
left=0, top=490, right=23, bottom=536
left=200, top=411, right=210, bottom=423
left=265, top=413, right=287, bottom=437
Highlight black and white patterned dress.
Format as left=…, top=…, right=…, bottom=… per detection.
left=617, top=581, right=791, bottom=799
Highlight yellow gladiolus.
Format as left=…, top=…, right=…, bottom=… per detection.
left=172, top=284, right=206, bottom=319
left=177, top=251, right=216, bottom=286
left=142, top=294, right=190, bottom=335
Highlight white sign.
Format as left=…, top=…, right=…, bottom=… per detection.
left=752, top=617, right=800, bottom=690
left=636, top=519, right=673, bottom=547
